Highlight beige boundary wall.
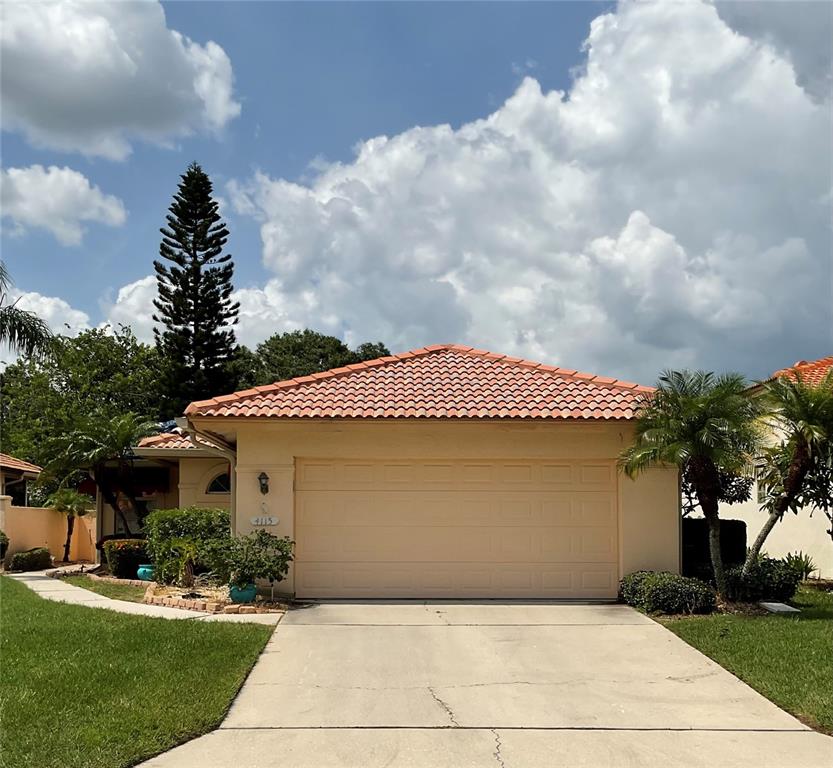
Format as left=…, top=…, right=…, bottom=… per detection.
left=0, top=496, right=95, bottom=564
left=216, top=420, right=681, bottom=596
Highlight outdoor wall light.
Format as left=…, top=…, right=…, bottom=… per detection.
left=257, top=472, right=270, bottom=495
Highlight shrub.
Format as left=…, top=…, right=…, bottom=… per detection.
left=784, top=551, right=817, bottom=581
left=224, top=530, right=294, bottom=589
left=8, top=547, right=52, bottom=572
left=726, top=557, right=802, bottom=602
left=0, top=529, right=9, bottom=558
left=144, top=507, right=230, bottom=584
left=103, top=539, right=147, bottom=579
left=619, top=571, right=716, bottom=614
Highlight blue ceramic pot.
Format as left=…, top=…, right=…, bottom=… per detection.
left=136, top=564, right=155, bottom=582
left=230, top=583, right=257, bottom=603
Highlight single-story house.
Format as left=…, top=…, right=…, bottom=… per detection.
left=718, top=355, right=833, bottom=578
left=0, top=453, right=42, bottom=506
left=160, top=344, right=680, bottom=599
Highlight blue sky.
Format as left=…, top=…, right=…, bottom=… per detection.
left=1, top=1, right=830, bottom=381
left=3, top=1, right=605, bottom=323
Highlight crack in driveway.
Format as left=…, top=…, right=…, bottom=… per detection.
left=428, top=687, right=459, bottom=727
left=490, top=728, right=506, bottom=767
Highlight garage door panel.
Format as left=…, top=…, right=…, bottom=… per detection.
left=295, top=458, right=618, bottom=598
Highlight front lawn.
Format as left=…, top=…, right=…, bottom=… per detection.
left=0, top=575, right=272, bottom=768
left=660, top=586, right=833, bottom=734
left=62, top=574, right=148, bottom=603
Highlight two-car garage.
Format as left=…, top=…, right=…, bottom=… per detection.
left=294, top=458, right=620, bottom=599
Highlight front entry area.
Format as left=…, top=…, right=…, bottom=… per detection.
left=293, top=458, right=620, bottom=599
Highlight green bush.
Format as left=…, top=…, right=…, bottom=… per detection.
left=8, top=547, right=52, bottom=572
left=225, top=530, right=294, bottom=589
left=619, top=571, right=716, bottom=614
left=0, top=529, right=9, bottom=558
left=144, top=507, right=230, bottom=584
left=103, top=539, right=148, bottom=579
left=726, top=557, right=802, bottom=602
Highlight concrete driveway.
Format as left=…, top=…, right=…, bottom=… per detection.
left=143, top=601, right=832, bottom=767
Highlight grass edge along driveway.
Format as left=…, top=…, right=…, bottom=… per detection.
left=0, top=575, right=272, bottom=768
left=659, top=587, right=833, bottom=735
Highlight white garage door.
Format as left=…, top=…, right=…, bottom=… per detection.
left=294, top=458, right=619, bottom=599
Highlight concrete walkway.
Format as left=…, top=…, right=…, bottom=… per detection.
left=6, top=570, right=281, bottom=625
left=141, top=600, right=833, bottom=767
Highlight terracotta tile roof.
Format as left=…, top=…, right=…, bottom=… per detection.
left=771, top=356, right=833, bottom=387
left=137, top=432, right=212, bottom=450
left=186, top=344, right=653, bottom=421
left=0, top=453, right=42, bottom=474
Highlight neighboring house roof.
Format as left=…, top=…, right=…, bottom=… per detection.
left=771, top=356, right=833, bottom=387
left=136, top=431, right=218, bottom=451
left=186, top=344, right=653, bottom=421
left=0, top=453, right=42, bottom=475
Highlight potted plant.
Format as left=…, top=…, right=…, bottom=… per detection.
left=226, top=530, right=294, bottom=603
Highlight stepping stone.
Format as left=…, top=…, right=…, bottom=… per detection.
left=759, top=601, right=800, bottom=614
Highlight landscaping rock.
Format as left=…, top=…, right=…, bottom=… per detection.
left=223, top=605, right=240, bottom=614
left=239, top=606, right=257, bottom=614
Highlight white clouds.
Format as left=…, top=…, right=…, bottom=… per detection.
left=1, top=165, right=126, bottom=245
left=9, top=290, right=91, bottom=337
left=0, top=1, right=240, bottom=159
left=223, top=0, right=830, bottom=381
left=100, top=276, right=158, bottom=341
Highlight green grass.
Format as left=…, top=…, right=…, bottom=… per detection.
left=62, top=574, right=148, bottom=603
left=660, top=587, right=833, bottom=734
left=0, top=576, right=272, bottom=768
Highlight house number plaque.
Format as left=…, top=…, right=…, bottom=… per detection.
left=250, top=516, right=278, bottom=526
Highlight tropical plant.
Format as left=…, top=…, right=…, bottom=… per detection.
left=0, top=262, right=53, bottom=357
left=153, top=162, right=240, bottom=418
left=784, top=551, right=817, bottom=581
left=225, top=530, right=294, bottom=591
left=743, top=370, right=833, bottom=575
left=619, top=370, right=763, bottom=598
left=48, top=413, right=156, bottom=535
left=45, top=488, right=94, bottom=562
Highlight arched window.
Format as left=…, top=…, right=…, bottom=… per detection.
left=206, top=472, right=231, bottom=494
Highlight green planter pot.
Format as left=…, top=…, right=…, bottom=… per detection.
left=136, top=564, right=155, bottom=582
left=229, top=583, right=257, bottom=603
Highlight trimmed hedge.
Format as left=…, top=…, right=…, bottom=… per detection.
left=726, top=557, right=802, bottom=602
left=103, top=539, right=148, bottom=579
left=681, top=518, right=746, bottom=581
left=144, top=507, right=230, bottom=584
left=620, top=571, right=716, bottom=615
left=8, top=547, right=52, bottom=572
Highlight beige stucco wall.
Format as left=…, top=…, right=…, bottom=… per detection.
left=178, top=457, right=231, bottom=510
left=220, top=420, right=680, bottom=595
left=719, top=492, right=833, bottom=578
left=1, top=496, right=95, bottom=563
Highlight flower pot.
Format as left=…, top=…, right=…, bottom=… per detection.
left=136, top=564, right=155, bottom=582
left=229, top=583, right=257, bottom=603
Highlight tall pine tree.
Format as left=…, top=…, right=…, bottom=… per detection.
left=154, top=163, right=240, bottom=418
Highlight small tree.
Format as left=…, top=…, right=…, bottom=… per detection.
left=743, top=370, right=833, bottom=575
left=154, top=162, right=239, bottom=418
left=46, top=489, right=93, bottom=562
left=49, top=413, right=156, bottom=535
left=619, top=370, right=763, bottom=598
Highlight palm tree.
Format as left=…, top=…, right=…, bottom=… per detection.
left=743, top=370, right=833, bottom=575
left=49, top=413, right=157, bottom=535
left=619, top=370, right=763, bottom=598
left=46, top=488, right=94, bottom=562
left=0, top=262, right=53, bottom=356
